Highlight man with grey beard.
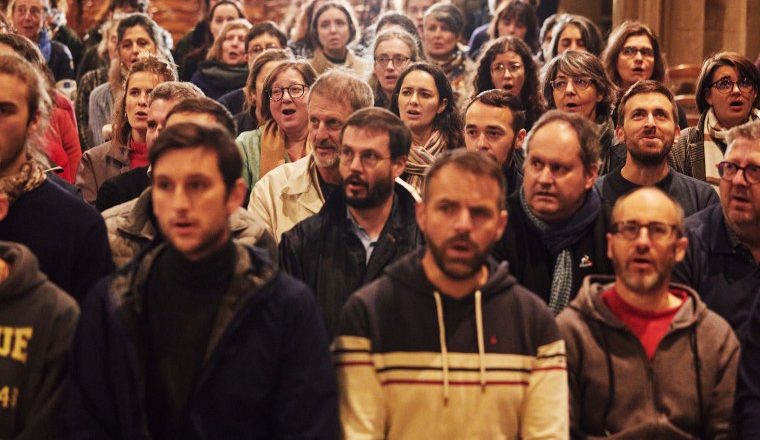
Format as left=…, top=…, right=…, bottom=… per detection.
left=558, top=187, right=738, bottom=438
left=248, top=68, right=374, bottom=243
left=595, top=80, right=717, bottom=216
left=279, top=108, right=422, bottom=336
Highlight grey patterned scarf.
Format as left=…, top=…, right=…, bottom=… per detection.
left=519, top=188, right=601, bottom=314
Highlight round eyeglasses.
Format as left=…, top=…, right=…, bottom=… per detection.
left=269, top=84, right=309, bottom=102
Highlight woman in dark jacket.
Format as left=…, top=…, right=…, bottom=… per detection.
left=191, top=19, right=252, bottom=101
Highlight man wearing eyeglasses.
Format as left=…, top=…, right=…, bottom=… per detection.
left=492, top=110, right=613, bottom=314
left=674, top=120, right=760, bottom=339
left=557, top=186, right=739, bottom=439
left=278, top=108, right=422, bottom=336
left=596, top=81, right=718, bottom=216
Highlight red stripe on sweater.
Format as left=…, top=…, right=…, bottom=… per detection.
left=381, top=380, right=530, bottom=386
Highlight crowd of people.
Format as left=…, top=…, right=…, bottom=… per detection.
left=2, top=0, right=760, bottom=437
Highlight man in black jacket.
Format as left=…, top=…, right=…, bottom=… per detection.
left=69, top=123, right=338, bottom=438
left=492, top=110, right=613, bottom=314
left=279, top=108, right=422, bottom=336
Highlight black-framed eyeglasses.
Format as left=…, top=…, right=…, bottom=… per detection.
left=717, top=161, right=760, bottom=185
left=338, top=147, right=391, bottom=168
left=710, top=77, right=755, bottom=95
left=550, top=77, right=593, bottom=91
left=374, top=55, right=411, bottom=68
left=490, top=62, right=523, bottom=75
left=269, top=84, right=308, bottom=102
left=612, top=221, right=680, bottom=241
left=620, top=46, right=655, bottom=58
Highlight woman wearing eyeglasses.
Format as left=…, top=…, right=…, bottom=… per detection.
left=670, top=52, right=760, bottom=184
left=473, top=36, right=545, bottom=130
left=236, top=60, right=317, bottom=190
left=542, top=50, right=618, bottom=175
left=600, top=20, right=687, bottom=129
left=370, top=29, right=419, bottom=109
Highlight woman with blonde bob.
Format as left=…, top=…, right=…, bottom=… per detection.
left=191, top=19, right=252, bottom=100
left=77, top=55, right=176, bottom=204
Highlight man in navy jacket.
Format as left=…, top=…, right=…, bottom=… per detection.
left=68, top=123, right=338, bottom=439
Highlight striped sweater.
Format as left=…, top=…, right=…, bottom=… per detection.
left=334, top=250, right=569, bottom=439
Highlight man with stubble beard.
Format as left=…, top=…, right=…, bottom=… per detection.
left=596, top=80, right=717, bottom=216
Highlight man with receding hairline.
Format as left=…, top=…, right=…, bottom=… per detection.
left=558, top=187, right=738, bottom=438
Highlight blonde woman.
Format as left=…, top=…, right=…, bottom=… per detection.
left=191, top=19, right=252, bottom=100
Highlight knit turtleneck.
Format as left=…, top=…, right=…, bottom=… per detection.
left=129, top=137, right=148, bottom=169
left=144, top=239, right=236, bottom=438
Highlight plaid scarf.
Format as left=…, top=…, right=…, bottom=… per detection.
left=519, top=188, right=601, bottom=314
left=0, top=159, right=47, bottom=205
left=403, top=130, right=446, bottom=194
left=703, top=107, right=760, bottom=186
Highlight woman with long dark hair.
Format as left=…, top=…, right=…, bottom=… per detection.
left=390, top=62, right=463, bottom=192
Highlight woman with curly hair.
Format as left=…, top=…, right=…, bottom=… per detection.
left=390, top=62, right=463, bottom=192
left=473, top=36, right=545, bottom=129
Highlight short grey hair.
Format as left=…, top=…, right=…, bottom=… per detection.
left=149, top=81, right=204, bottom=105
left=525, top=109, right=601, bottom=173
left=727, top=120, right=760, bottom=151
left=308, top=68, right=373, bottom=112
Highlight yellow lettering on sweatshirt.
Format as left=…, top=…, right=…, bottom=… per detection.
left=0, top=327, right=33, bottom=363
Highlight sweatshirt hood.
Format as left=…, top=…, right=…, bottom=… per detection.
left=384, top=247, right=518, bottom=300
left=384, top=247, right=519, bottom=405
left=0, top=241, right=48, bottom=301
left=569, top=274, right=707, bottom=330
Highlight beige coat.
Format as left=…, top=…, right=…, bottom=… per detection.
left=247, top=154, right=325, bottom=244
left=103, top=188, right=276, bottom=268
left=76, top=140, right=130, bottom=204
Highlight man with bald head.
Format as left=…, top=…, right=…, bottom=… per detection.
left=558, top=187, right=738, bottom=439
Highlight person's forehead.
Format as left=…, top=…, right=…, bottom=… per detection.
left=427, top=165, right=501, bottom=206
left=726, top=137, right=760, bottom=162
left=308, top=93, right=353, bottom=120
left=0, top=73, right=30, bottom=106
left=623, top=92, right=673, bottom=114
left=466, top=101, right=513, bottom=128
left=122, top=25, right=151, bottom=40
left=342, top=126, right=390, bottom=152
left=623, top=34, right=653, bottom=47
left=250, top=33, right=281, bottom=45
left=529, top=121, right=582, bottom=157
left=15, top=0, right=46, bottom=8
left=166, top=112, right=220, bottom=128
left=153, top=147, right=222, bottom=176
left=613, top=190, right=678, bottom=223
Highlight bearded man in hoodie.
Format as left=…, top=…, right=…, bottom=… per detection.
left=333, top=150, right=568, bottom=439
left=557, top=187, right=739, bottom=439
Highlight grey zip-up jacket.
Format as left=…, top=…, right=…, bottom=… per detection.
left=557, top=275, right=739, bottom=439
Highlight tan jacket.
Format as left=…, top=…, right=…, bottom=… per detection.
left=76, top=140, right=129, bottom=204
left=248, top=154, right=420, bottom=243
left=103, top=188, right=276, bottom=268
left=248, top=154, right=325, bottom=244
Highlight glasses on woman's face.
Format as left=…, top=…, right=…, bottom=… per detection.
left=490, top=62, right=523, bottom=75
left=374, top=55, right=411, bottom=69
left=710, top=77, right=755, bottom=95
left=248, top=43, right=280, bottom=58
left=619, top=46, right=654, bottom=58
left=550, top=76, right=593, bottom=91
left=269, top=84, right=308, bottom=101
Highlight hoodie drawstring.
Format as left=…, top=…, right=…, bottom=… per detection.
left=433, top=291, right=450, bottom=406
left=433, top=290, right=488, bottom=407
left=475, top=290, right=487, bottom=392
